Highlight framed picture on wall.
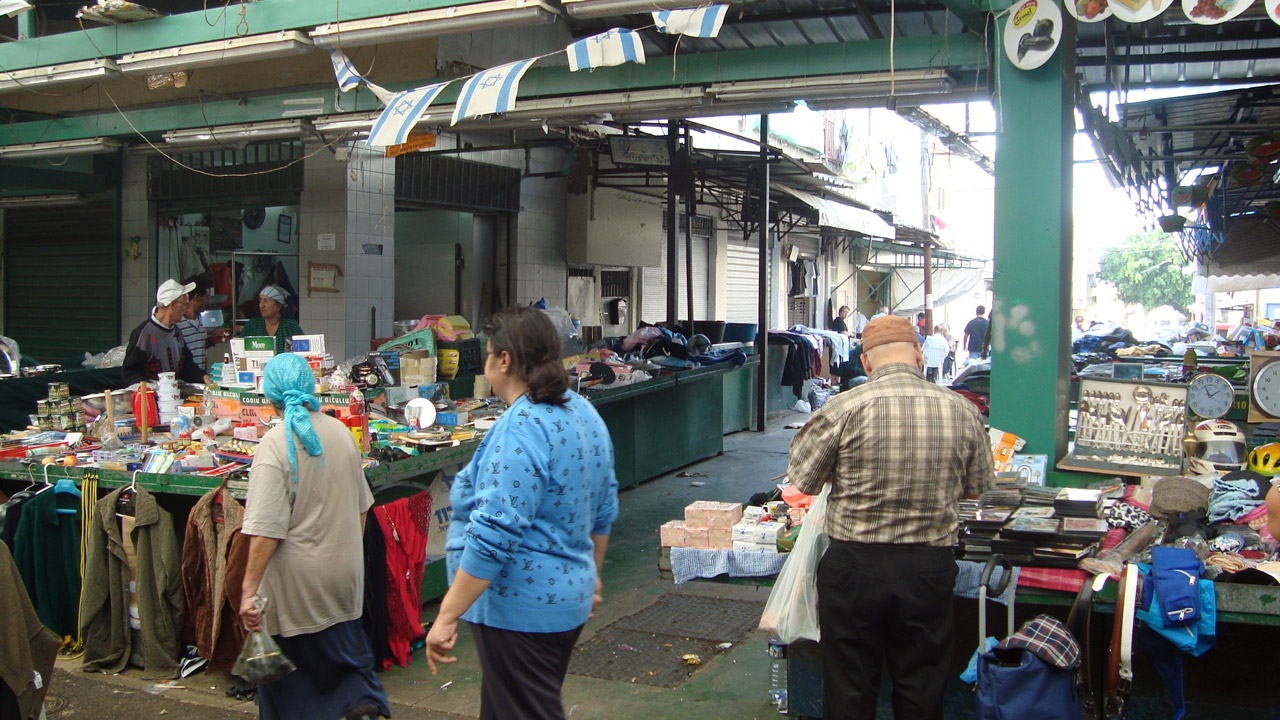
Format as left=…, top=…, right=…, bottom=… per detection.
left=277, top=214, right=293, bottom=244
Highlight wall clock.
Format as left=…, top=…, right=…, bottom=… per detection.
left=1248, top=350, right=1280, bottom=423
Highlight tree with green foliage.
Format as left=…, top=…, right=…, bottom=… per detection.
left=1097, top=231, right=1193, bottom=312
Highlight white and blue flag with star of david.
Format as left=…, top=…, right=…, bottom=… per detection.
left=450, top=58, right=537, bottom=126
left=566, top=28, right=646, bottom=72
left=329, top=49, right=363, bottom=92
left=366, top=82, right=450, bottom=148
left=652, top=5, right=730, bottom=38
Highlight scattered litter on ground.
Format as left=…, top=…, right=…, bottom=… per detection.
left=439, top=681, right=453, bottom=690
left=716, top=642, right=733, bottom=650
left=675, top=471, right=707, bottom=478
left=142, top=682, right=183, bottom=695
left=681, top=654, right=702, bottom=666
left=784, top=422, right=805, bottom=429
left=619, top=644, right=638, bottom=652
left=690, top=481, right=705, bottom=487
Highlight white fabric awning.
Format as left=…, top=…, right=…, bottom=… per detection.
left=775, top=184, right=896, bottom=240
left=889, top=266, right=984, bottom=314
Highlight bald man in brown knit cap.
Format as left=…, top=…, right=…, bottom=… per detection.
left=787, top=315, right=993, bottom=720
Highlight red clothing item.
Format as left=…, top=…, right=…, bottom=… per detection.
left=375, top=493, right=432, bottom=669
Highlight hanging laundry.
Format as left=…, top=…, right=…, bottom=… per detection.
left=81, top=486, right=186, bottom=679
left=361, top=508, right=392, bottom=670
left=375, top=493, right=432, bottom=669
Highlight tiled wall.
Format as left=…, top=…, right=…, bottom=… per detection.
left=119, top=152, right=154, bottom=344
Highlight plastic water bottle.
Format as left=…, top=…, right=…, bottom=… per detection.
left=767, top=637, right=788, bottom=713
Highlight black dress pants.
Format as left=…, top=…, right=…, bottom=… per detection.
left=816, top=540, right=958, bottom=720
left=470, top=622, right=583, bottom=720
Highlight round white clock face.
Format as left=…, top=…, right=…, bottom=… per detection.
left=1252, top=360, right=1280, bottom=418
left=1188, top=373, right=1234, bottom=419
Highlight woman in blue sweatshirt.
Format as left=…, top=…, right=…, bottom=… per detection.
left=428, top=307, right=619, bottom=720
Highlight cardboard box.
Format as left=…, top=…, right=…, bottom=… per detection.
left=684, top=500, right=743, bottom=529
left=659, top=520, right=688, bottom=548
left=436, top=411, right=471, bottom=426
left=368, top=351, right=402, bottom=387
left=733, top=540, right=779, bottom=554
left=734, top=521, right=786, bottom=545
left=400, top=351, right=438, bottom=386
left=288, top=335, right=325, bottom=354
left=742, top=506, right=767, bottom=523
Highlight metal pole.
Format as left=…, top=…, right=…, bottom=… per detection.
left=756, top=114, right=770, bottom=432
left=666, top=119, right=679, bottom=328
left=923, top=243, right=934, bottom=333
left=684, top=124, right=696, bottom=338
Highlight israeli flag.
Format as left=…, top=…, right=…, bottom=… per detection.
left=566, top=28, right=646, bottom=72
left=451, top=58, right=537, bottom=126
left=653, top=5, right=730, bottom=38
left=329, top=50, right=363, bottom=93
left=366, top=82, right=450, bottom=148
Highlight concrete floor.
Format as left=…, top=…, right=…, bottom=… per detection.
left=43, top=408, right=1280, bottom=719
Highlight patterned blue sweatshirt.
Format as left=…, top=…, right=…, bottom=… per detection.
left=446, top=392, right=619, bottom=633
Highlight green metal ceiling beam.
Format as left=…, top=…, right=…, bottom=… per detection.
left=0, top=164, right=108, bottom=193
left=0, top=0, right=492, bottom=72
left=0, top=34, right=982, bottom=145
left=937, top=0, right=991, bottom=36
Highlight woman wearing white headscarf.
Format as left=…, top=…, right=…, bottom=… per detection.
left=238, top=353, right=388, bottom=720
left=239, top=285, right=304, bottom=354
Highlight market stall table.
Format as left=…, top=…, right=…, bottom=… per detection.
left=0, top=367, right=127, bottom=433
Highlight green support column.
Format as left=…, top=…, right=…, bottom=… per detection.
left=989, top=2, right=1076, bottom=483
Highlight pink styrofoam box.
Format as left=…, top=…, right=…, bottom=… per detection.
left=684, top=500, right=744, bottom=529
left=659, top=519, right=688, bottom=548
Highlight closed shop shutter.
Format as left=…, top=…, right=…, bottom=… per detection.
left=4, top=203, right=120, bottom=364
left=725, top=233, right=759, bottom=323
left=639, top=234, right=709, bottom=324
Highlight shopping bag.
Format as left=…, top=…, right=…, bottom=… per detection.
left=758, top=484, right=830, bottom=643
left=232, top=597, right=296, bottom=685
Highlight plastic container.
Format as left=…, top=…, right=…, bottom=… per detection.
left=723, top=322, right=759, bottom=343
left=437, top=339, right=483, bottom=377
left=767, top=637, right=788, bottom=713
left=688, top=320, right=726, bottom=344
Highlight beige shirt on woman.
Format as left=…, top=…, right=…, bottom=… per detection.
left=242, top=412, right=375, bottom=637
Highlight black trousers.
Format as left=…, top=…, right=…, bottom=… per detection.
left=470, top=622, right=583, bottom=720
left=816, top=540, right=958, bottom=720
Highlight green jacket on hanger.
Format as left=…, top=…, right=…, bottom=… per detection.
left=80, top=486, right=186, bottom=679
left=0, top=541, right=60, bottom=719
left=13, top=488, right=81, bottom=638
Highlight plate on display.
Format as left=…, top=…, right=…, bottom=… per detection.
left=1182, top=0, right=1254, bottom=23
left=1066, top=0, right=1113, bottom=23
left=1003, top=0, right=1063, bottom=71
left=1269, top=0, right=1280, bottom=23
left=1109, top=0, right=1173, bottom=22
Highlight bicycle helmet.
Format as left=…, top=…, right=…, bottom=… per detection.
left=1187, top=419, right=1247, bottom=475
left=1248, top=442, right=1280, bottom=477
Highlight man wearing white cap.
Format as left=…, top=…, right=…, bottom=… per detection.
left=122, top=279, right=205, bottom=384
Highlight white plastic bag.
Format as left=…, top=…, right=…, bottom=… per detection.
left=759, top=484, right=830, bottom=643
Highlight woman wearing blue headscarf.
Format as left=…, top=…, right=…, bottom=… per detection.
left=238, top=353, right=388, bottom=720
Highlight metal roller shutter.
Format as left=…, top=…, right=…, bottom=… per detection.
left=725, top=233, right=759, bottom=323
left=3, top=202, right=120, bottom=364
left=640, top=234, right=710, bottom=324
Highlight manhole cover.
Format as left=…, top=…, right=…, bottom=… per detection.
left=43, top=694, right=69, bottom=712
left=568, top=628, right=716, bottom=688
left=613, top=593, right=763, bottom=643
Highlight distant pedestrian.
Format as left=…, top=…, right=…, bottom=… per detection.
left=963, top=306, right=990, bottom=364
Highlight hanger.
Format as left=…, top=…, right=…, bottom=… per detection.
left=43, top=465, right=80, bottom=514
left=116, top=471, right=138, bottom=518
left=212, top=477, right=227, bottom=524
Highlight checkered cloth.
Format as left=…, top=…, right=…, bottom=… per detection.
left=997, top=614, right=1080, bottom=669
left=669, top=547, right=789, bottom=584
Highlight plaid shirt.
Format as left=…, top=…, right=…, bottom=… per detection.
left=787, top=363, right=993, bottom=547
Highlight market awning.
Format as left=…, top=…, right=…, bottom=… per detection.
left=774, top=184, right=895, bottom=240
left=888, top=266, right=984, bottom=314
left=1194, top=212, right=1280, bottom=292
